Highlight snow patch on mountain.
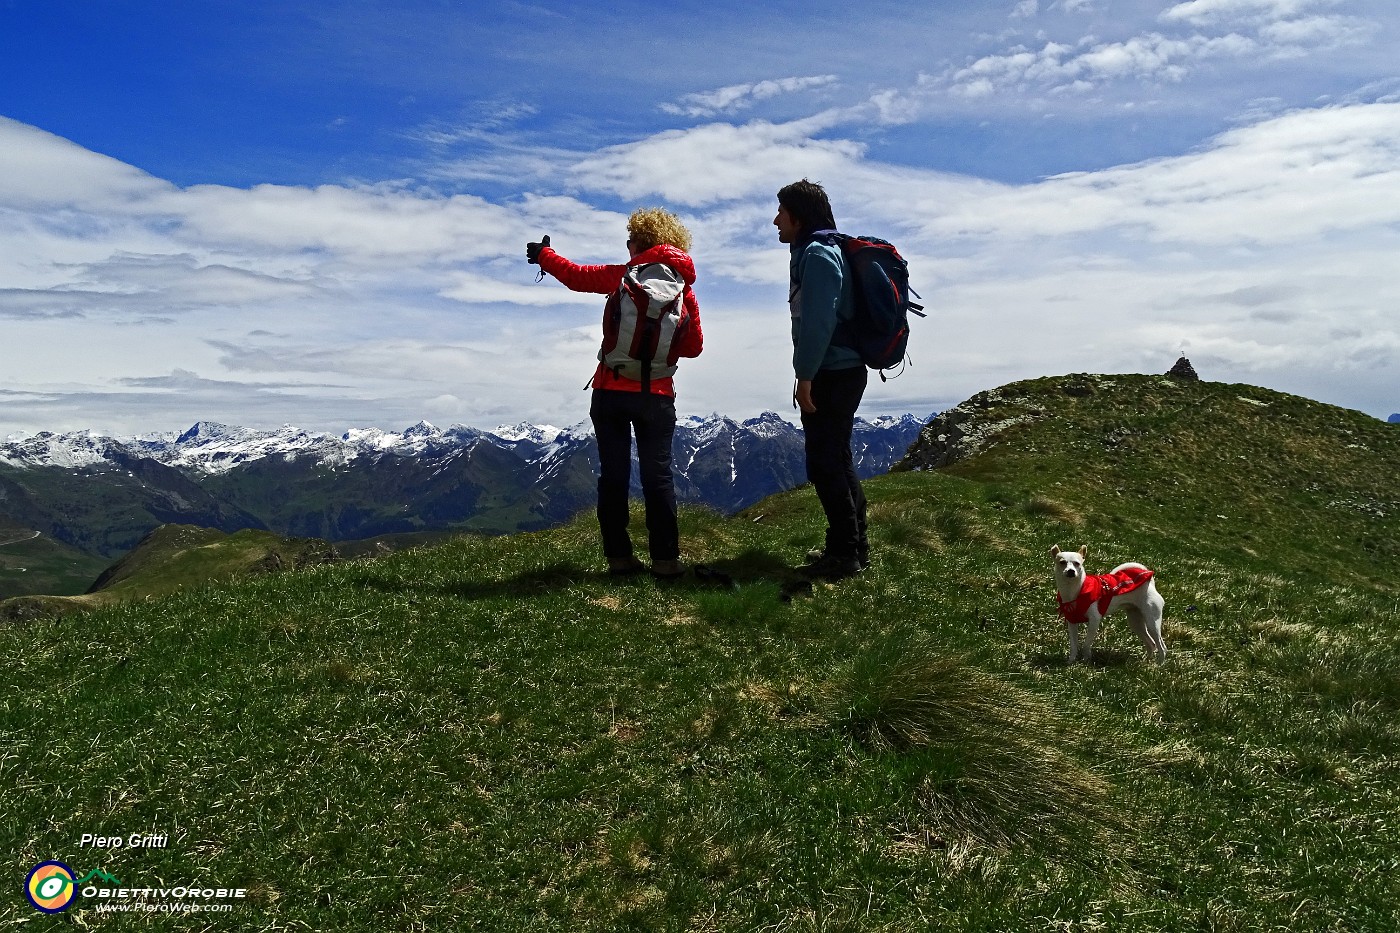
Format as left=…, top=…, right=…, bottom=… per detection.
left=152, top=423, right=353, bottom=474
left=341, top=421, right=461, bottom=459
left=490, top=422, right=564, bottom=445
left=742, top=411, right=794, bottom=439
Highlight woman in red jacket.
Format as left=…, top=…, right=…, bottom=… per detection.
left=527, top=208, right=704, bottom=578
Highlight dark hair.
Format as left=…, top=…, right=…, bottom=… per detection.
left=776, top=178, right=837, bottom=235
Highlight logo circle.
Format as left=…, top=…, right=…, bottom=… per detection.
left=25, top=861, right=77, bottom=913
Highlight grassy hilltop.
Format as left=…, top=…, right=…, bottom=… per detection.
left=3, top=373, right=1398, bottom=931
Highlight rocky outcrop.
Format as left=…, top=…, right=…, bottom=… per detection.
left=895, top=386, right=1047, bottom=472
left=1166, top=356, right=1199, bottom=381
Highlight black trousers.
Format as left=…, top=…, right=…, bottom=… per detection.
left=590, top=389, right=679, bottom=561
left=800, top=366, right=868, bottom=560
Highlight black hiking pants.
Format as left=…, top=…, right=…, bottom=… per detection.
left=590, top=388, right=679, bottom=562
left=800, top=365, right=868, bottom=561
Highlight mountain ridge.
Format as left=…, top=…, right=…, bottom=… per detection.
left=898, top=372, right=1397, bottom=588
left=3, top=412, right=924, bottom=474
left=0, top=411, right=928, bottom=598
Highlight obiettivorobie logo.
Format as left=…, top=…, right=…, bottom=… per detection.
left=25, top=862, right=120, bottom=913
left=24, top=861, right=247, bottom=915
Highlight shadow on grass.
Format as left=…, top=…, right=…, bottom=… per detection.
left=349, top=549, right=820, bottom=603
left=349, top=561, right=592, bottom=601
left=442, top=563, right=594, bottom=600
left=681, top=549, right=816, bottom=602
left=1028, top=647, right=1148, bottom=669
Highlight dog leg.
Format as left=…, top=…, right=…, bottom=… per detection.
left=1144, top=588, right=1167, bottom=662
left=1065, top=623, right=1080, bottom=664
left=1124, top=606, right=1157, bottom=661
left=1082, top=614, right=1100, bottom=662
left=1146, top=611, right=1167, bottom=662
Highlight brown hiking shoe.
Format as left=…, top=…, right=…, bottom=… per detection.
left=800, top=553, right=863, bottom=580
left=607, top=556, right=647, bottom=577
left=650, top=559, right=687, bottom=579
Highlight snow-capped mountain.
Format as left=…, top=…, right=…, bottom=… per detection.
left=0, top=412, right=930, bottom=565
left=128, top=421, right=358, bottom=473
left=483, top=421, right=575, bottom=462
left=116, top=419, right=490, bottom=474
left=0, top=429, right=126, bottom=469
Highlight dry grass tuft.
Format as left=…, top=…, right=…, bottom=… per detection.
left=1024, top=495, right=1082, bottom=525
left=823, top=636, right=1135, bottom=872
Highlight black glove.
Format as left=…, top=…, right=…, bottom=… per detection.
left=526, top=234, right=551, bottom=264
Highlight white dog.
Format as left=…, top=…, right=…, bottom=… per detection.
left=1049, top=545, right=1166, bottom=664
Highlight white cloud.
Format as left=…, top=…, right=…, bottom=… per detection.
left=0, top=117, right=173, bottom=210
left=567, top=118, right=865, bottom=207
left=918, top=103, right=1400, bottom=247
left=1259, top=14, right=1373, bottom=46
left=945, top=0, right=1372, bottom=99
left=438, top=270, right=599, bottom=306
left=950, top=32, right=1267, bottom=96
left=168, top=183, right=526, bottom=262
left=1160, top=0, right=1338, bottom=27
left=69, top=253, right=323, bottom=306
left=3, top=84, right=1400, bottom=434
left=660, top=75, right=839, bottom=118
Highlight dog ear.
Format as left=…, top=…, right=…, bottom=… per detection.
left=1078, top=545, right=1089, bottom=558
left=1049, top=545, right=1062, bottom=557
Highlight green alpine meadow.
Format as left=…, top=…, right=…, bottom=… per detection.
left=4, top=373, right=1398, bottom=930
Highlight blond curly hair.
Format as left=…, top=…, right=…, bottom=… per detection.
left=627, top=207, right=692, bottom=253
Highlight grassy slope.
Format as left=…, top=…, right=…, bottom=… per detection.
left=3, top=375, right=1398, bottom=931
left=0, top=526, right=470, bottom=622
left=907, top=373, right=1398, bottom=587
left=0, top=523, right=108, bottom=600
left=0, top=525, right=341, bottom=623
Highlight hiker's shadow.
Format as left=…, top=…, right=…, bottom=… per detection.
left=443, top=563, right=590, bottom=600
left=683, top=549, right=815, bottom=602
left=352, top=562, right=589, bottom=601
left=350, top=550, right=815, bottom=602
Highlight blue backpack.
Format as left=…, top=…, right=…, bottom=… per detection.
left=820, top=233, right=925, bottom=380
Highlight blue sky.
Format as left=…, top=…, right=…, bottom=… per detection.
left=2, top=0, right=1398, bottom=436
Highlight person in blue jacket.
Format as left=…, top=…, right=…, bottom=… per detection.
left=774, top=179, right=867, bottom=580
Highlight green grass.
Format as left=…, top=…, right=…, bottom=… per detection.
left=3, top=374, right=1399, bottom=930
left=0, top=525, right=108, bottom=600
left=0, top=525, right=457, bottom=620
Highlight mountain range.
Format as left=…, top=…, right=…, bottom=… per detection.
left=0, top=412, right=927, bottom=597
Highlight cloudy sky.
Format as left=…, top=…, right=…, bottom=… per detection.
left=2, top=0, right=1398, bottom=437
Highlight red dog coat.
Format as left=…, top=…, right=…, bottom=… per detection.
left=1057, top=567, right=1154, bottom=624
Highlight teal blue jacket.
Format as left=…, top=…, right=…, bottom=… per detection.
left=789, top=233, right=860, bottom=380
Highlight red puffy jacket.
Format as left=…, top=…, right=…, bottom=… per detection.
left=537, top=244, right=704, bottom=397
left=1056, top=566, right=1155, bottom=624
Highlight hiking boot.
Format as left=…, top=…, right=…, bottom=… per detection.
left=607, top=555, right=647, bottom=577
left=800, top=553, right=863, bottom=580
left=806, top=547, right=870, bottom=570
left=650, top=559, right=687, bottom=580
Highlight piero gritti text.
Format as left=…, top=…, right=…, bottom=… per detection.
left=79, top=831, right=169, bottom=849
